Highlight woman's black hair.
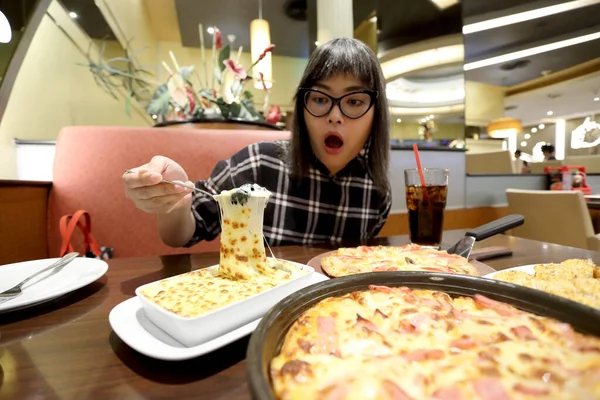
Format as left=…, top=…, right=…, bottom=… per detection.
left=288, top=38, right=390, bottom=193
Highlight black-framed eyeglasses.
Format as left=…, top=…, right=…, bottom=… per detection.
left=300, top=88, right=378, bottom=119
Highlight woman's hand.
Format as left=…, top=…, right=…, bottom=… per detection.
left=122, top=156, right=194, bottom=214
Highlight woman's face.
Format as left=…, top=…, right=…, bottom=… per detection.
left=303, top=74, right=375, bottom=175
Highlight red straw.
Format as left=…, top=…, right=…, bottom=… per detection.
left=412, top=144, right=430, bottom=204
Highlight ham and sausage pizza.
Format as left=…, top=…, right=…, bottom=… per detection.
left=270, top=285, right=600, bottom=400
left=320, top=244, right=479, bottom=277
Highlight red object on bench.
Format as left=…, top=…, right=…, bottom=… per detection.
left=544, top=165, right=591, bottom=195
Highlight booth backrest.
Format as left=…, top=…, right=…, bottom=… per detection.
left=47, top=126, right=290, bottom=258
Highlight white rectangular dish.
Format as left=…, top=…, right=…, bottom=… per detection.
left=135, top=259, right=319, bottom=347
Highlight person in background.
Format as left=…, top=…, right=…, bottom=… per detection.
left=514, top=150, right=530, bottom=173
left=541, top=144, right=557, bottom=160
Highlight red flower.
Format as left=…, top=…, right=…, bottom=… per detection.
left=257, top=44, right=275, bottom=63
left=223, top=59, right=247, bottom=80
left=258, top=72, right=269, bottom=92
left=186, top=87, right=196, bottom=113
left=266, top=105, right=281, bottom=125
left=215, top=28, right=222, bottom=50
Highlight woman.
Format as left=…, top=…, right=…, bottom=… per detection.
left=122, top=38, right=391, bottom=247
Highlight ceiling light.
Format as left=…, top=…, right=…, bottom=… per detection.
left=531, top=128, right=538, bottom=133
left=369, top=16, right=377, bottom=23
left=0, top=11, right=11, bottom=43
left=547, top=111, right=554, bottom=116
left=521, top=141, right=528, bottom=147
left=595, top=97, right=600, bottom=101
left=251, top=0, right=272, bottom=90
left=389, top=104, right=464, bottom=115
left=463, top=0, right=600, bottom=35
left=539, top=124, right=545, bottom=129
left=315, top=41, right=319, bottom=46
left=487, top=118, right=522, bottom=139
left=429, top=0, right=459, bottom=10
left=464, top=31, right=600, bottom=71
left=207, top=27, right=214, bottom=34
left=381, top=44, right=464, bottom=80
left=396, top=118, right=402, bottom=123
left=429, top=114, right=434, bottom=118
left=69, top=11, right=78, bottom=19
left=525, top=133, right=531, bottom=139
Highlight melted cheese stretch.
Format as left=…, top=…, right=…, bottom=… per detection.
left=140, top=185, right=311, bottom=318
left=270, top=287, right=600, bottom=400
left=214, top=184, right=274, bottom=280
left=139, top=260, right=306, bottom=318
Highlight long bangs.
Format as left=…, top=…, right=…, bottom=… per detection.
left=300, top=38, right=377, bottom=89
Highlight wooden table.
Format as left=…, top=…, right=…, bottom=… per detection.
left=1, top=231, right=599, bottom=399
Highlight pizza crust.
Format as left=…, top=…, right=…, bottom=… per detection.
left=320, top=244, right=479, bottom=278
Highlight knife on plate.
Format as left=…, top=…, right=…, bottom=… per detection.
left=446, top=214, right=524, bottom=259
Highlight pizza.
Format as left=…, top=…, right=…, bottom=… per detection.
left=270, top=285, right=600, bottom=400
left=320, top=244, right=479, bottom=277
left=493, top=259, right=600, bottom=309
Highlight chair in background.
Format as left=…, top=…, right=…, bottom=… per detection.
left=505, top=188, right=600, bottom=250
left=47, top=126, right=290, bottom=258
left=466, top=151, right=515, bottom=174
left=528, top=160, right=562, bottom=174
left=563, top=155, right=600, bottom=173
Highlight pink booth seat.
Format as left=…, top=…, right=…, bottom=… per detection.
left=47, top=126, right=290, bottom=258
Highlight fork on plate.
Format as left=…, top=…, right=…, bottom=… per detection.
left=0, top=252, right=79, bottom=301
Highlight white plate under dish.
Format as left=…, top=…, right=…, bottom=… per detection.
left=0, top=257, right=109, bottom=313
left=135, top=260, right=322, bottom=347
left=111, top=272, right=329, bottom=360
left=484, top=264, right=536, bottom=279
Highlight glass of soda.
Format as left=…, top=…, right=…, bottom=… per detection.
left=404, top=168, right=449, bottom=248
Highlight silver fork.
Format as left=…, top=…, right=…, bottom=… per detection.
left=123, top=169, right=215, bottom=198
left=0, top=252, right=79, bottom=300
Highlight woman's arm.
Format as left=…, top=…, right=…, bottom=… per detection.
left=157, top=205, right=197, bottom=247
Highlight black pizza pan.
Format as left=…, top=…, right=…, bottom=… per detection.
left=246, top=271, right=600, bottom=400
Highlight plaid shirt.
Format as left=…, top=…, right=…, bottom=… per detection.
left=185, top=140, right=391, bottom=247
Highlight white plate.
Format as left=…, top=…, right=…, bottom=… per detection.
left=484, top=264, right=536, bottom=279
left=110, top=272, right=329, bottom=360
left=0, top=257, right=108, bottom=313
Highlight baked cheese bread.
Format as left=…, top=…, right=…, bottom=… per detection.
left=494, top=259, right=600, bottom=309
left=139, top=260, right=305, bottom=318
left=270, top=285, right=600, bottom=400
left=320, top=244, right=479, bottom=277
left=139, top=184, right=309, bottom=318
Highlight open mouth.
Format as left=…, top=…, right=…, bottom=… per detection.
left=324, top=132, right=344, bottom=149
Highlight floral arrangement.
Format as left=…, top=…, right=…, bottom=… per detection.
left=81, top=27, right=280, bottom=124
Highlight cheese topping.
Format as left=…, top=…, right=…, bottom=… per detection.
left=139, top=260, right=305, bottom=318
left=214, top=184, right=273, bottom=280
left=140, top=184, right=309, bottom=319
left=494, top=259, right=600, bottom=309
left=270, top=286, right=600, bottom=400
left=321, top=245, right=479, bottom=277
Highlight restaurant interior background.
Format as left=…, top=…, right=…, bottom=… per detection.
left=1, top=0, right=599, bottom=177
left=2, top=0, right=600, bottom=263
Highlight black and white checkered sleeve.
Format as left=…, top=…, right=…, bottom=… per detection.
left=183, top=144, right=262, bottom=247
left=371, top=188, right=392, bottom=237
